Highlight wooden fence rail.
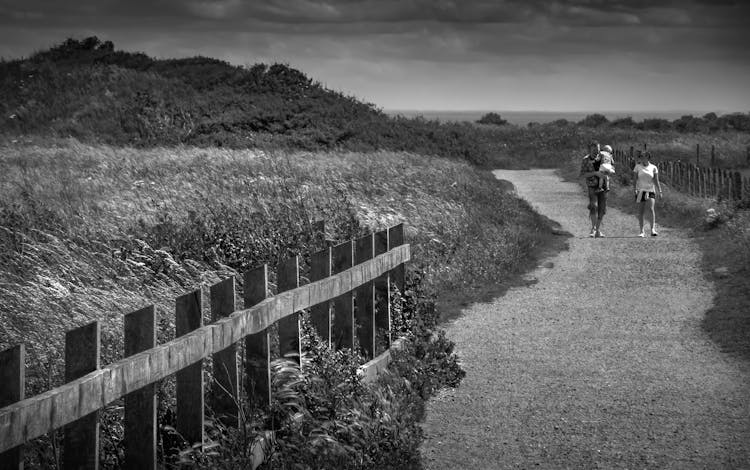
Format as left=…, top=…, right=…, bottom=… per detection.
left=612, top=147, right=749, bottom=202
left=0, top=222, right=410, bottom=469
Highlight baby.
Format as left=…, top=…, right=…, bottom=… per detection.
left=596, top=145, right=615, bottom=192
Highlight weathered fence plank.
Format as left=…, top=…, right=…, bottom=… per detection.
left=175, top=290, right=204, bottom=447
left=0, top=345, right=24, bottom=470
left=355, top=234, right=375, bottom=359
left=63, top=322, right=100, bottom=470
left=124, top=306, right=157, bottom=470
left=331, top=241, right=354, bottom=350
left=278, top=256, right=301, bottom=363
left=0, top=244, right=410, bottom=452
left=210, top=278, right=239, bottom=426
left=389, top=224, right=405, bottom=295
left=374, top=229, right=390, bottom=354
left=733, top=171, right=742, bottom=200
left=244, top=265, right=270, bottom=408
left=310, top=247, right=332, bottom=345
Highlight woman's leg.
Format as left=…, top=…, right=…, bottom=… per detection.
left=637, top=199, right=646, bottom=233
left=648, top=197, right=657, bottom=233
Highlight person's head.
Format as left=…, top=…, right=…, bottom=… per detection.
left=588, top=140, right=600, bottom=157
left=602, top=144, right=612, bottom=153
left=638, top=151, right=651, bottom=164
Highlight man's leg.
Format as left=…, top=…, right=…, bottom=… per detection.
left=595, top=190, right=607, bottom=236
left=587, top=189, right=598, bottom=235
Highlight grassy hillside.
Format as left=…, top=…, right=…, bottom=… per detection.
left=0, top=37, right=502, bottom=166
left=4, top=37, right=748, bottom=171
left=2, top=37, right=749, bottom=468
left=0, top=138, right=555, bottom=467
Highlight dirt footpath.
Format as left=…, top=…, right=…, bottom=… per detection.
left=420, top=169, right=750, bottom=469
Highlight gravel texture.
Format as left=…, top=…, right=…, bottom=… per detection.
left=419, top=169, right=750, bottom=469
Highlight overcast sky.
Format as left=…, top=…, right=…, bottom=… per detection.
left=1, top=0, right=749, bottom=113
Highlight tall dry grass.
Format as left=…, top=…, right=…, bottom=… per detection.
left=0, top=138, right=550, bottom=393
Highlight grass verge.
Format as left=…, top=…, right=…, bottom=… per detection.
left=0, top=138, right=559, bottom=468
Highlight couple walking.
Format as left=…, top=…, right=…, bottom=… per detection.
left=580, top=143, right=662, bottom=238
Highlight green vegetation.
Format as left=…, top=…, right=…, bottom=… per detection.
left=3, top=37, right=749, bottom=169
left=476, top=112, right=508, bottom=126
left=0, top=141, right=549, bottom=468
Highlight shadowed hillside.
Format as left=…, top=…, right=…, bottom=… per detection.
left=3, top=37, right=750, bottom=170
left=0, top=37, right=503, bottom=166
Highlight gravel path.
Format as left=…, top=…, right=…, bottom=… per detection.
left=420, top=169, right=750, bottom=469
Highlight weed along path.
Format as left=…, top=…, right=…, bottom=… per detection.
left=419, top=169, right=750, bottom=469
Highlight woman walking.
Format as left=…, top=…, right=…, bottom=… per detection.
left=633, top=152, right=663, bottom=237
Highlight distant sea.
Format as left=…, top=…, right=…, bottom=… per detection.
left=384, top=110, right=701, bottom=126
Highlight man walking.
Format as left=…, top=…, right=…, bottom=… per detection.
left=580, top=141, right=609, bottom=237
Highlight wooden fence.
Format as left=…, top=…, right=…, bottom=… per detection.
left=0, top=222, right=410, bottom=469
left=612, top=147, right=750, bottom=201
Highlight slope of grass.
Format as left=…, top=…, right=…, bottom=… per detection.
left=0, top=138, right=550, bottom=395
left=4, top=37, right=749, bottom=172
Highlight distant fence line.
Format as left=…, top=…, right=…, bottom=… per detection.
left=611, top=146, right=750, bottom=201
left=0, top=221, right=410, bottom=469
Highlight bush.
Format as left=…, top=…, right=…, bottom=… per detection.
left=578, top=113, right=609, bottom=127
left=172, top=269, right=463, bottom=469
left=476, top=112, right=508, bottom=126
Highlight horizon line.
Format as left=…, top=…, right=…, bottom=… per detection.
left=382, top=109, right=743, bottom=114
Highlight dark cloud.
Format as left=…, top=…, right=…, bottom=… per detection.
left=0, top=0, right=747, bottom=110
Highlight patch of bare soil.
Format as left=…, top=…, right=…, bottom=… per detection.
left=420, top=169, right=750, bottom=469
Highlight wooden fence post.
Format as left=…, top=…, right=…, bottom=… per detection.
left=175, top=290, right=204, bottom=447
left=374, top=229, right=390, bottom=355
left=711, top=145, right=715, bottom=167
left=210, top=278, right=239, bottom=426
left=733, top=172, right=742, bottom=201
left=388, top=224, right=405, bottom=295
left=63, top=322, right=100, bottom=470
left=310, top=247, right=332, bottom=346
left=355, top=234, right=375, bottom=360
left=697, top=167, right=702, bottom=198
left=699, top=166, right=704, bottom=197
left=244, top=265, right=270, bottom=408
left=124, top=306, right=157, bottom=470
left=277, top=256, right=301, bottom=363
left=0, top=345, right=24, bottom=470
left=331, top=241, right=354, bottom=351
left=691, top=165, right=697, bottom=196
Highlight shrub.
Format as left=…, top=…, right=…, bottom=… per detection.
left=476, top=112, right=508, bottom=126
left=578, top=113, right=609, bottom=127
left=170, top=268, right=463, bottom=469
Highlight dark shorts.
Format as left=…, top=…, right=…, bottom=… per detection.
left=587, top=187, right=607, bottom=219
left=635, top=191, right=656, bottom=202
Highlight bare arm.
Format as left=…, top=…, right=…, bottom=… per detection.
left=654, top=172, right=662, bottom=197
left=580, top=157, right=601, bottom=179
